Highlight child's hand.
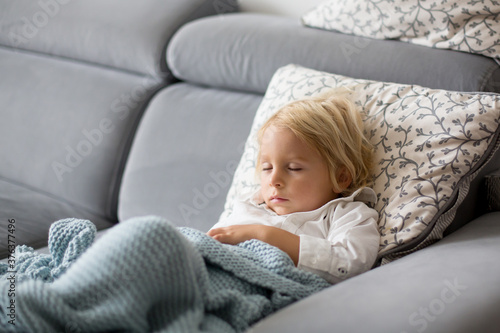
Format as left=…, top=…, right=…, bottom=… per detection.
left=207, top=224, right=263, bottom=245
left=207, top=225, right=299, bottom=266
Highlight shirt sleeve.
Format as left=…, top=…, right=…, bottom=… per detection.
left=297, top=201, right=380, bottom=284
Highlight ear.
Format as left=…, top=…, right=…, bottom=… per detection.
left=334, top=166, right=352, bottom=194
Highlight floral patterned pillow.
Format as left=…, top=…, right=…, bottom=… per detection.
left=301, top=0, right=500, bottom=60
left=220, top=64, right=500, bottom=263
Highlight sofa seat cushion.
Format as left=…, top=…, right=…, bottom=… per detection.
left=167, top=13, right=500, bottom=94
left=221, top=64, right=500, bottom=263
left=0, top=179, right=115, bottom=259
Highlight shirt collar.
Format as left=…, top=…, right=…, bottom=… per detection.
left=246, top=187, right=377, bottom=216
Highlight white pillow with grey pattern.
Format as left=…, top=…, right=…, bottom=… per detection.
left=220, top=64, right=500, bottom=263
left=301, top=0, right=500, bottom=60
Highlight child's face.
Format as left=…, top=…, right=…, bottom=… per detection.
left=259, top=125, right=339, bottom=215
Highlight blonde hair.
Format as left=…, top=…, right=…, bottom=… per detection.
left=257, top=90, right=374, bottom=196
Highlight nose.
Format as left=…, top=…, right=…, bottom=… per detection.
left=270, top=169, right=284, bottom=188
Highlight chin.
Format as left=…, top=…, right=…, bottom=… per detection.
left=273, top=207, right=295, bottom=216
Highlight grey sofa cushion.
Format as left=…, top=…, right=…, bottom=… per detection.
left=167, top=13, right=500, bottom=94
left=118, top=83, right=261, bottom=231
left=0, top=47, right=163, bottom=257
left=0, top=0, right=237, bottom=79
left=0, top=180, right=115, bottom=258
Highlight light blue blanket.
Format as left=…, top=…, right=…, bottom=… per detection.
left=0, top=216, right=330, bottom=332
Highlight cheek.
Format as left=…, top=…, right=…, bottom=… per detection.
left=291, top=177, right=317, bottom=195
left=260, top=173, right=268, bottom=186
left=300, top=177, right=332, bottom=196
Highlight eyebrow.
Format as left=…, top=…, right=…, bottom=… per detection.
left=259, top=154, right=310, bottom=163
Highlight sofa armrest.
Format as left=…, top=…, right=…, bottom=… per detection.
left=248, top=212, right=500, bottom=333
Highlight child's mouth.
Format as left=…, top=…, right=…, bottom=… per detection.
left=270, top=196, right=288, bottom=203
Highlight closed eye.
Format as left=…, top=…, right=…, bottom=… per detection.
left=288, top=167, right=302, bottom=171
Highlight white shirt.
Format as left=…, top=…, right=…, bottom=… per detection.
left=211, top=187, right=380, bottom=284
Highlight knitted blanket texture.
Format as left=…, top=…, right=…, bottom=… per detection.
left=0, top=216, right=330, bottom=332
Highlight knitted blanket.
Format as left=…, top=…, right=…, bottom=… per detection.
left=0, top=216, right=330, bottom=332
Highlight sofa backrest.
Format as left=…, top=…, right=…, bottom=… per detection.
left=167, top=14, right=500, bottom=94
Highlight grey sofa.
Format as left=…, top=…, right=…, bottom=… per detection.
left=1, top=1, right=500, bottom=332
